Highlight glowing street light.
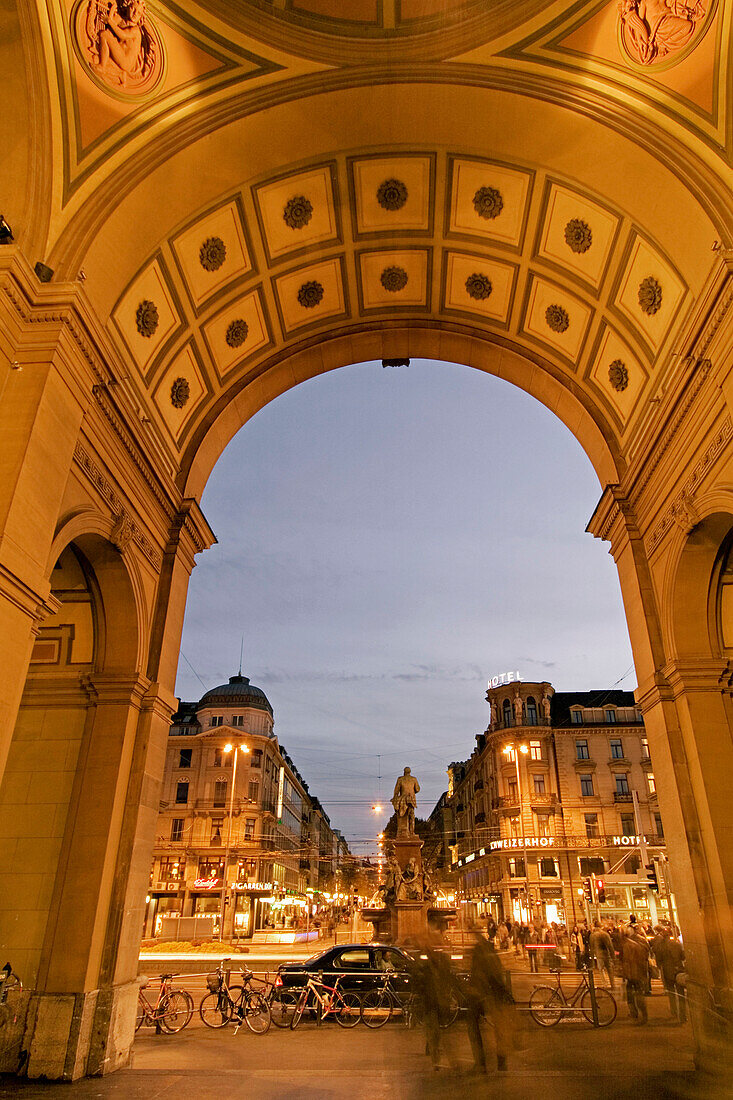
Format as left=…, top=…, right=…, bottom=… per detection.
left=372, top=803, right=382, bottom=813
left=218, top=740, right=250, bottom=941
left=503, top=741, right=530, bottom=920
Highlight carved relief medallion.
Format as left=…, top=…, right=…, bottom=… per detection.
left=545, top=304, right=570, bottom=333
left=72, top=0, right=164, bottom=97
left=465, top=273, right=493, bottom=300
left=226, top=319, right=249, bottom=347
left=283, top=196, right=313, bottom=230
left=638, top=275, right=663, bottom=315
left=618, top=0, right=716, bottom=68
left=297, top=281, right=324, bottom=308
left=377, top=180, right=408, bottom=211
left=564, top=219, right=592, bottom=254
left=380, top=267, right=408, bottom=292
left=608, top=359, right=629, bottom=392
left=135, top=299, right=159, bottom=337
left=199, top=237, right=227, bottom=272
left=170, top=377, right=190, bottom=408
left=473, top=186, right=504, bottom=220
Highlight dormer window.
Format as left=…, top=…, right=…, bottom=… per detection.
left=570, top=709, right=583, bottom=724
left=605, top=708, right=617, bottom=724
left=232, top=715, right=244, bottom=727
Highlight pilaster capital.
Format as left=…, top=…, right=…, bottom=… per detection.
left=586, top=485, right=639, bottom=554
left=81, top=671, right=152, bottom=707
left=165, top=499, right=217, bottom=573
left=0, top=560, right=61, bottom=629
left=660, top=659, right=733, bottom=697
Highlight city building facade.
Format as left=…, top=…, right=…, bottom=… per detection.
left=145, top=673, right=343, bottom=941
left=451, top=680, right=669, bottom=928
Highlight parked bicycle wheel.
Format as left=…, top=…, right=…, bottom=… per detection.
left=581, top=988, right=617, bottom=1027
left=528, top=986, right=564, bottom=1027
left=360, top=988, right=393, bottom=1029
left=269, top=989, right=298, bottom=1028
left=242, top=991, right=271, bottom=1034
left=159, top=990, right=194, bottom=1033
left=439, top=990, right=460, bottom=1028
left=199, top=990, right=234, bottom=1028
left=334, top=991, right=362, bottom=1028
left=290, top=988, right=310, bottom=1030
left=135, top=994, right=147, bottom=1032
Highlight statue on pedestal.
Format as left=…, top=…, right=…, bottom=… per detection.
left=391, top=767, right=420, bottom=837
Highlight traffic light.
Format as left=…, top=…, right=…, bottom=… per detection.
left=582, top=877, right=593, bottom=903
left=595, top=878, right=606, bottom=904
left=645, top=862, right=659, bottom=892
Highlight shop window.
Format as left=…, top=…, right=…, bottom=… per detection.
left=570, top=709, right=583, bottom=724
left=529, top=740, right=542, bottom=760
left=532, top=774, right=546, bottom=795
left=575, top=739, right=589, bottom=760
left=248, top=780, right=259, bottom=803
left=620, top=814, right=636, bottom=836
left=159, top=857, right=184, bottom=881
left=214, top=779, right=228, bottom=807
left=210, top=817, right=224, bottom=844
left=251, top=749, right=263, bottom=768
left=171, top=818, right=184, bottom=842
left=178, top=748, right=192, bottom=768
left=244, top=818, right=255, bottom=839
left=211, top=716, right=224, bottom=727
left=605, top=708, right=617, bottom=724
left=175, top=779, right=189, bottom=804
left=646, top=772, right=656, bottom=795
left=539, top=858, right=558, bottom=877
left=198, top=859, right=224, bottom=880
left=579, top=774, right=594, bottom=797
left=654, top=813, right=664, bottom=838
left=615, top=773, right=630, bottom=795
left=526, top=697, right=538, bottom=726
left=584, top=813, right=598, bottom=838
left=610, top=738, right=624, bottom=759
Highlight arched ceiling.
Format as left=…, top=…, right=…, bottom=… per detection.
left=3, top=0, right=732, bottom=499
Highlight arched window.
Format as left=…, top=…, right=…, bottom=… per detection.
left=502, top=699, right=513, bottom=728
left=526, top=696, right=538, bottom=725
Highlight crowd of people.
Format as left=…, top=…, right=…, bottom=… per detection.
left=484, top=913, right=687, bottom=1025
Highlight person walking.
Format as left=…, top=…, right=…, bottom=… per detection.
left=589, top=920, right=615, bottom=990
left=465, top=930, right=515, bottom=1073
left=620, top=927, right=650, bottom=1024
left=655, top=929, right=686, bottom=1023
left=527, top=925, right=541, bottom=973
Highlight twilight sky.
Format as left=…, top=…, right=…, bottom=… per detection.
left=175, top=359, right=635, bottom=856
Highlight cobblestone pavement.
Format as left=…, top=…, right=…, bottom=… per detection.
left=3, top=985, right=731, bottom=1100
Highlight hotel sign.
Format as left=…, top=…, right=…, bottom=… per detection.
left=487, top=671, right=521, bottom=689
left=490, top=837, right=555, bottom=850
left=612, top=834, right=647, bottom=846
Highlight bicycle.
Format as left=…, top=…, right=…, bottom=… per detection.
left=529, top=966, right=616, bottom=1027
left=136, top=974, right=194, bottom=1033
left=360, top=972, right=422, bottom=1029
left=199, top=961, right=271, bottom=1034
left=264, top=975, right=300, bottom=1029
left=289, top=973, right=362, bottom=1030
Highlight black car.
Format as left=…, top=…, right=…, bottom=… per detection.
left=274, top=942, right=415, bottom=995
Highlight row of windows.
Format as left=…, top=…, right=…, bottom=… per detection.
left=574, top=737, right=649, bottom=760
left=570, top=708, right=641, bottom=725
left=209, top=715, right=246, bottom=728
left=174, top=778, right=261, bottom=805
left=176, top=746, right=264, bottom=769
left=577, top=771, right=654, bottom=797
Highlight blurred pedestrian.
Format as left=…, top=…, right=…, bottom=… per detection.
left=654, top=928, right=686, bottom=1023
left=620, top=927, right=649, bottom=1024
left=589, top=920, right=615, bottom=990
left=465, top=930, right=516, bottom=1073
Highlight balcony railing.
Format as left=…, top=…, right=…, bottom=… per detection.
left=613, top=791, right=633, bottom=802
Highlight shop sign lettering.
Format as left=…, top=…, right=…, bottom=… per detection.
left=611, top=835, right=647, bottom=846
left=193, top=876, right=221, bottom=889
left=233, top=881, right=273, bottom=892
left=489, top=837, right=555, bottom=850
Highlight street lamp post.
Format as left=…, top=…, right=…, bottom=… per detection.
left=503, top=742, right=529, bottom=922
left=219, top=740, right=250, bottom=942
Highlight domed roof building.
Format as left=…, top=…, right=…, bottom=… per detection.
left=198, top=675, right=273, bottom=717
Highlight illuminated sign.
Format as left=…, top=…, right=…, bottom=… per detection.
left=611, top=834, right=647, bottom=846
left=276, top=766, right=285, bottom=821
left=487, top=671, right=521, bottom=689
left=489, top=837, right=555, bottom=850
left=193, top=876, right=221, bottom=889
left=233, top=881, right=273, bottom=892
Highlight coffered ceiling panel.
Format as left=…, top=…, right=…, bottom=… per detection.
left=273, top=256, right=348, bottom=334
left=521, top=274, right=592, bottom=365
left=253, top=164, right=341, bottom=265
left=111, top=255, right=183, bottom=375
left=170, top=198, right=253, bottom=312
left=447, top=157, right=533, bottom=251
left=442, top=251, right=517, bottom=327
left=534, top=182, right=621, bottom=294
left=201, top=287, right=273, bottom=379
left=152, top=341, right=209, bottom=442
left=586, top=323, right=648, bottom=430
left=357, top=248, right=431, bottom=312
left=612, top=233, right=687, bottom=357
left=348, top=154, right=435, bottom=238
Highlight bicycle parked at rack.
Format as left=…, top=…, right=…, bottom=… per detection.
left=136, top=974, right=194, bottom=1033
left=290, top=973, right=362, bottom=1030
left=199, top=961, right=271, bottom=1034
left=360, top=972, right=419, bottom=1029
left=529, top=965, right=616, bottom=1028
